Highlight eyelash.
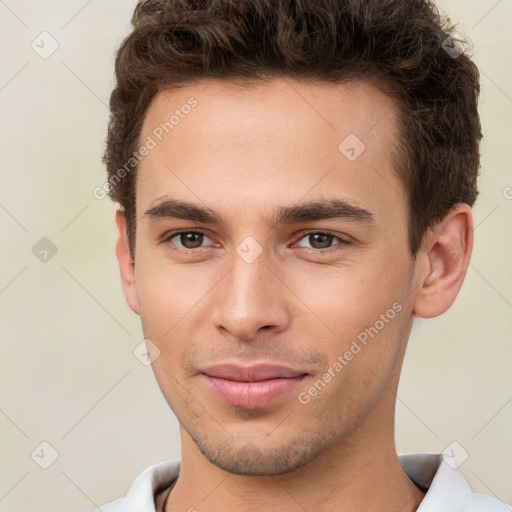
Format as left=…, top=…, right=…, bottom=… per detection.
left=162, top=230, right=351, bottom=255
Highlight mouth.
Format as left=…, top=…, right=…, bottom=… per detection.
left=200, top=363, right=308, bottom=409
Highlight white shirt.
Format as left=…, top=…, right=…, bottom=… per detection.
left=92, top=454, right=510, bottom=511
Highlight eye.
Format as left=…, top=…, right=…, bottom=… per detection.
left=294, top=231, right=350, bottom=251
left=165, top=230, right=213, bottom=251
left=163, top=229, right=350, bottom=254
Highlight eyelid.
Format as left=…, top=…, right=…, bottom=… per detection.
left=163, top=229, right=216, bottom=253
left=290, top=230, right=352, bottom=254
left=163, top=229, right=351, bottom=253
left=292, top=229, right=351, bottom=248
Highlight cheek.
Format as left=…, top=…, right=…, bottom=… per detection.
left=292, top=258, right=408, bottom=330
left=135, top=257, right=206, bottom=324
left=288, top=256, right=411, bottom=396
left=135, top=260, right=210, bottom=378
left=295, top=291, right=408, bottom=420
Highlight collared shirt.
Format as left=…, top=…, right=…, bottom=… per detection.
left=92, top=453, right=510, bottom=511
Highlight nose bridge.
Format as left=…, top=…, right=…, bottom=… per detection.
left=211, top=244, right=290, bottom=340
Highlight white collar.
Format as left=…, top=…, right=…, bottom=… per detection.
left=95, top=453, right=508, bottom=511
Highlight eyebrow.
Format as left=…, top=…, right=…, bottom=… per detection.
left=143, top=198, right=374, bottom=228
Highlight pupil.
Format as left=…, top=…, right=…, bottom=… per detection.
left=311, top=233, right=331, bottom=249
left=182, top=232, right=202, bottom=248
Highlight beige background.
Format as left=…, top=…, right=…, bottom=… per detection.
left=0, top=1, right=511, bottom=510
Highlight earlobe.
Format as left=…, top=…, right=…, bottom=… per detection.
left=114, top=207, right=140, bottom=315
left=412, top=204, right=473, bottom=319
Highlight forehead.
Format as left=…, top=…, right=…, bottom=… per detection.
left=135, top=77, right=405, bottom=226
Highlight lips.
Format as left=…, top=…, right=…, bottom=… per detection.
left=201, top=364, right=307, bottom=408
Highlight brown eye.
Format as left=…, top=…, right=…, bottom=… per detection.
left=308, top=233, right=334, bottom=249
left=295, top=231, right=349, bottom=251
left=167, top=231, right=211, bottom=250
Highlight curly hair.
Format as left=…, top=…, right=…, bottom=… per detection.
left=103, top=0, right=482, bottom=261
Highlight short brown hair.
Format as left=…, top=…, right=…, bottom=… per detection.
left=104, top=0, right=482, bottom=261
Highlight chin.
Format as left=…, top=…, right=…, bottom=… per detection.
left=190, top=428, right=332, bottom=476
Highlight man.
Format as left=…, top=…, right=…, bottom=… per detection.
left=94, top=0, right=509, bottom=510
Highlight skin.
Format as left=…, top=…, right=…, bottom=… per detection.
left=115, top=77, right=473, bottom=512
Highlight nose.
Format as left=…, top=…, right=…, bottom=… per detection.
left=210, top=249, right=292, bottom=342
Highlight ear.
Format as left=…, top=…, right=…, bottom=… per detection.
left=412, top=204, right=473, bottom=318
left=115, top=206, right=140, bottom=315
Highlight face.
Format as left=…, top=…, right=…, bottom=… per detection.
left=120, top=77, right=422, bottom=475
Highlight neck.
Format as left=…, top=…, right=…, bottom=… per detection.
left=165, top=386, right=425, bottom=512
